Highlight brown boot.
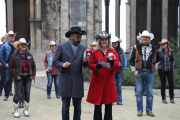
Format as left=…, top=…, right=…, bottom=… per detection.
left=162, top=99, right=168, bottom=104
left=170, top=99, right=175, bottom=104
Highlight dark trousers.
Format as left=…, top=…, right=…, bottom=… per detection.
left=158, top=69, right=174, bottom=100
left=94, top=104, right=112, bottom=120
left=0, top=66, right=4, bottom=94
left=61, top=97, right=82, bottom=120
left=13, top=75, right=32, bottom=104
left=3, top=68, right=10, bottom=97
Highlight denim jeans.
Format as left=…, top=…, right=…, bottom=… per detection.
left=3, top=67, right=10, bottom=97
left=61, top=97, right=82, bottom=120
left=158, top=69, right=174, bottom=100
left=114, top=73, right=123, bottom=103
left=14, top=84, right=25, bottom=103
left=94, top=103, right=112, bottom=120
left=46, top=72, right=60, bottom=96
left=135, top=70, right=154, bottom=112
left=13, top=75, right=32, bottom=104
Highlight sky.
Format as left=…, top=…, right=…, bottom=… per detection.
left=0, top=0, right=127, bottom=50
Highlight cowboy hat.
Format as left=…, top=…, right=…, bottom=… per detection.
left=90, top=41, right=97, bottom=48
left=49, top=41, right=57, bottom=46
left=137, top=32, right=141, bottom=40
left=1, top=35, right=5, bottom=42
left=65, top=27, right=87, bottom=38
left=111, top=36, right=122, bottom=43
left=14, top=38, right=29, bottom=48
left=96, top=31, right=111, bottom=41
left=140, top=30, right=154, bottom=40
left=5, top=31, right=16, bottom=38
left=159, top=39, right=170, bottom=46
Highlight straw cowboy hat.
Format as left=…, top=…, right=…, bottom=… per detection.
left=1, top=35, right=5, bottom=42
left=65, top=27, right=87, bottom=38
left=140, top=30, right=154, bottom=40
left=111, top=36, right=122, bottom=43
left=159, top=39, right=170, bottom=46
left=14, top=38, right=29, bottom=48
left=90, top=41, right=97, bottom=48
left=5, top=31, right=16, bottom=38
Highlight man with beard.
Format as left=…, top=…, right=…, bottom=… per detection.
left=53, top=27, right=90, bottom=120
left=130, top=30, right=158, bottom=117
left=0, top=31, right=16, bottom=101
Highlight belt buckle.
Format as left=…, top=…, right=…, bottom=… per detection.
left=142, top=69, right=148, bottom=71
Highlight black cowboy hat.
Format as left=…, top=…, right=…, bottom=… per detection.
left=65, top=27, right=87, bottom=38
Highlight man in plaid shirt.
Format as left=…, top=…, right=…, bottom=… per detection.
left=44, top=41, right=60, bottom=99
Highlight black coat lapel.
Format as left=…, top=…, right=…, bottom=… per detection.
left=66, top=41, right=74, bottom=57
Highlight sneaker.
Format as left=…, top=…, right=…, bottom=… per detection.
left=146, top=111, right=155, bottom=117
left=56, top=95, right=60, bottom=98
left=117, top=102, right=123, bottom=105
left=9, top=91, right=13, bottom=96
left=137, top=111, right=143, bottom=117
left=47, top=95, right=51, bottom=99
left=3, top=96, right=8, bottom=101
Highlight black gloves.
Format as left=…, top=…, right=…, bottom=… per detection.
left=96, top=64, right=103, bottom=71
left=107, top=58, right=114, bottom=68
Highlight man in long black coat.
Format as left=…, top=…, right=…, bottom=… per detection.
left=53, top=27, right=90, bottom=120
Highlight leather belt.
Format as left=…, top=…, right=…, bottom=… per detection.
left=21, top=73, right=29, bottom=76
left=137, top=68, right=150, bottom=71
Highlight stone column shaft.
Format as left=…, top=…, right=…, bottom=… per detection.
left=162, top=0, right=168, bottom=39
left=130, top=0, right=136, bottom=47
left=147, top=0, right=151, bottom=32
left=30, top=0, right=35, bottom=50
left=99, top=0, right=102, bottom=32
left=36, top=0, right=42, bottom=50
left=6, top=0, right=13, bottom=31
left=126, top=1, right=130, bottom=52
left=115, top=0, right=120, bottom=37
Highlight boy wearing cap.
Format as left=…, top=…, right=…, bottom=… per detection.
left=130, top=30, right=158, bottom=117
left=0, top=31, right=16, bottom=101
left=44, top=41, right=60, bottom=99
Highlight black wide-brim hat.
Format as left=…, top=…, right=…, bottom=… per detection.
left=65, top=27, right=87, bottom=38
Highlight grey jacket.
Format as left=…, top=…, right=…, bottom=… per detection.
left=53, top=41, right=88, bottom=97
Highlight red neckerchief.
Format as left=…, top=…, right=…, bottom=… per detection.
left=164, top=48, right=168, bottom=54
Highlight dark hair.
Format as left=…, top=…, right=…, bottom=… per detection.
left=113, top=42, right=122, bottom=54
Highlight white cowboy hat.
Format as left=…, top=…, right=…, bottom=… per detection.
left=111, top=36, right=122, bottom=43
left=140, top=30, right=154, bottom=40
left=14, top=38, right=29, bottom=48
left=5, top=31, right=16, bottom=38
left=49, top=41, right=57, bottom=46
left=159, top=39, right=170, bottom=46
left=90, top=41, right=97, bottom=48
left=1, top=35, right=5, bottom=42
left=137, top=32, right=141, bottom=40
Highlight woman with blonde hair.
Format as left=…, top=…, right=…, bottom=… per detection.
left=86, top=31, right=119, bottom=120
left=9, top=38, right=36, bottom=118
left=158, top=39, right=175, bottom=104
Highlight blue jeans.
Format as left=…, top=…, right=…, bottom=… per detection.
left=135, top=70, right=154, bottom=112
left=13, top=75, right=32, bottom=104
left=114, top=73, right=123, bottom=103
left=46, top=72, right=60, bottom=96
left=3, top=68, right=10, bottom=97
left=62, top=97, right=82, bottom=120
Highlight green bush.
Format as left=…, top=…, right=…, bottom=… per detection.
left=82, top=67, right=91, bottom=82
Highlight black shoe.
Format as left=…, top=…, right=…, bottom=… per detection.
left=9, top=91, right=13, bottom=96
left=3, top=96, right=8, bottom=101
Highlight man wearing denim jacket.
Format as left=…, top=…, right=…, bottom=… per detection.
left=0, top=31, right=16, bottom=101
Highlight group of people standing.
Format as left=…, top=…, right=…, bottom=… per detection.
left=0, top=26, right=176, bottom=119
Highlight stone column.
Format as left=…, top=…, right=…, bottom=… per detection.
left=130, top=0, right=136, bottom=47
left=105, top=0, right=110, bottom=33
left=126, top=1, right=131, bottom=52
left=162, top=0, right=168, bottom=39
left=95, top=0, right=100, bottom=35
left=86, top=0, right=94, bottom=47
left=70, top=0, right=86, bottom=46
left=61, top=0, right=70, bottom=43
left=36, top=0, right=42, bottom=50
left=99, top=0, right=102, bottom=32
left=115, top=0, right=120, bottom=37
left=29, top=0, right=35, bottom=51
left=6, top=0, right=13, bottom=31
left=147, top=0, right=151, bottom=32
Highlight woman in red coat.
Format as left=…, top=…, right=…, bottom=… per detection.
left=86, top=31, right=119, bottom=120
